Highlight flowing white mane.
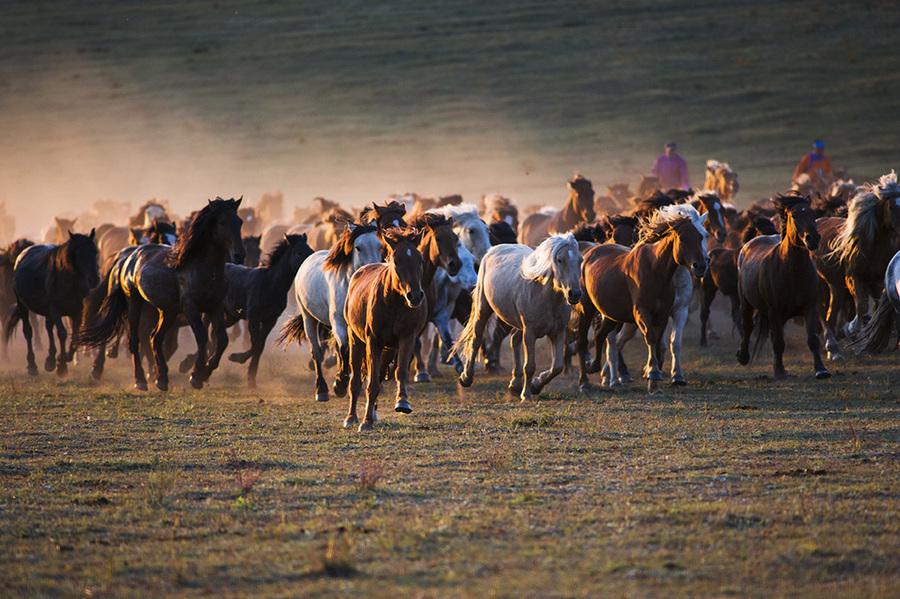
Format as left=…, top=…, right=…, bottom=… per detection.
left=521, top=233, right=578, bottom=281
left=428, top=202, right=481, bottom=227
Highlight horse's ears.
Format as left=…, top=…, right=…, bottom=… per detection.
left=347, top=221, right=357, bottom=232
left=445, top=216, right=454, bottom=228
left=234, top=196, right=243, bottom=208
left=89, top=228, right=96, bottom=241
left=698, top=213, right=708, bottom=226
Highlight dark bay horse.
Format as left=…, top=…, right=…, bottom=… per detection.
left=0, top=238, right=35, bottom=358
left=576, top=210, right=708, bottom=394
left=6, top=231, right=99, bottom=377
left=77, top=198, right=245, bottom=390
left=736, top=193, right=829, bottom=380
left=518, top=174, right=595, bottom=247
left=344, top=228, right=428, bottom=431
left=850, top=249, right=900, bottom=354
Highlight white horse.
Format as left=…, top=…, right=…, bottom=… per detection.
left=428, top=203, right=491, bottom=266
left=456, top=234, right=583, bottom=401
left=285, top=222, right=382, bottom=402
left=426, top=241, right=478, bottom=377
left=604, top=204, right=709, bottom=386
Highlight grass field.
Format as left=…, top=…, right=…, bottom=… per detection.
left=1, top=315, right=899, bottom=597
left=2, top=1, right=900, bottom=596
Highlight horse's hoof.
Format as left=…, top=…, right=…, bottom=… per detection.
left=530, top=379, right=542, bottom=396
left=414, top=372, right=431, bottom=383
left=459, top=373, right=473, bottom=388
left=107, top=347, right=118, bottom=359
left=610, top=379, right=623, bottom=389
left=827, top=351, right=844, bottom=361
left=395, top=399, right=412, bottom=414
left=815, top=369, right=831, bottom=380
left=156, top=380, right=168, bottom=392
left=454, top=361, right=464, bottom=375
left=579, top=382, right=592, bottom=393
left=343, top=416, right=359, bottom=429
left=736, top=349, right=750, bottom=366
left=333, top=378, right=349, bottom=398
left=189, top=373, right=204, bottom=389
left=428, top=369, right=443, bottom=379
left=619, top=373, right=634, bottom=384
left=91, top=367, right=103, bottom=381
left=358, top=421, right=375, bottom=432
left=307, top=359, right=316, bottom=371
left=134, top=381, right=148, bottom=391
left=44, top=358, right=56, bottom=372
left=484, top=360, right=502, bottom=374
left=671, top=376, right=687, bottom=386
left=178, top=357, right=193, bottom=374
left=648, top=380, right=662, bottom=395
left=26, top=365, right=38, bottom=376
left=507, top=380, right=523, bottom=396
left=227, top=352, right=244, bottom=364
left=323, top=355, right=338, bottom=369
left=315, top=393, right=329, bottom=403
left=708, top=330, right=722, bottom=340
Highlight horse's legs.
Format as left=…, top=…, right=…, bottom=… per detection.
left=824, top=282, right=849, bottom=359
left=19, top=306, right=38, bottom=376
left=602, top=323, right=636, bottom=384
left=508, top=329, right=524, bottom=396
left=360, top=338, right=382, bottom=431
left=344, top=333, right=364, bottom=429
left=806, top=309, right=830, bottom=379
left=427, top=325, right=442, bottom=378
left=412, top=335, right=430, bottom=383
left=202, top=311, right=230, bottom=383
left=482, top=315, right=510, bottom=374
left=518, top=329, right=538, bottom=402
left=244, top=317, right=275, bottom=389
left=393, top=333, right=417, bottom=415
left=151, top=311, right=177, bottom=391
left=844, top=275, right=870, bottom=337
left=576, top=301, right=597, bottom=392
left=459, top=299, right=494, bottom=388
left=635, top=311, right=663, bottom=394
left=669, top=291, right=690, bottom=385
left=532, top=330, right=565, bottom=395
left=330, top=315, right=351, bottom=398
left=184, top=306, right=208, bottom=390
left=700, top=276, right=718, bottom=347
left=736, top=296, right=755, bottom=366
left=128, top=301, right=149, bottom=390
left=770, top=318, right=788, bottom=380
left=43, top=315, right=57, bottom=373
left=304, top=313, right=331, bottom=402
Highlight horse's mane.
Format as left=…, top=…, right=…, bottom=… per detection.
left=165, top=197, right=240, bottom=269
left=262, top=234, right=303, bottom=268
left=51, top=231, right=96, bottom=273
left=408, top=212, right=452, bottom=231
left=572, top=221, right=607, bottom=243
left=638, top=203, right=701, bottom=244
left=832, top=171, right=900, bottom=264
left=2, top=238, right=34, bottom=265
left=521, top=233, right=578, bottom=282
left=322, top=221, right=378, bottom=272
left=428, top=203, right=482, bottom=228
left=772, top=192, right=813, bottom=241
left=706, top=160, right=731, bottom=172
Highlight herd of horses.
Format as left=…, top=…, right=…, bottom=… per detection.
left=2, top=164, right=898, bottom=431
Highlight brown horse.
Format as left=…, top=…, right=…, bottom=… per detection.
left=518, top=174, right=595, bottom=247
left=481, top=194, right=519, bottom=233
left=576, top=209, right=708, bottom=394
left=704, top=160, right=740, bottom=203
left=77, top=198, right=245, bottom=391
left=343, top=228, right=427, bottom=431
left=736, top=193, right=829, bottom=380
left=594, top=183, right=632, bottom=216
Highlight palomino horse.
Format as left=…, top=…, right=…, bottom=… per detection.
left=704, top=160, right=740, bottom=203
left=736, top=193, right=829, bottom=380
left=344, top=228, right=428, bottom=431
left=210, top=234, right=315, bottom=388
left=814, top=173, right=900, bottom=358
left=850, top=249, right=900, bottom=354
left=518, top=174, right=596, bottom=247
left=6, top=231, right=99, bottom=378
left=77, top=198, right=245, bottom=390
left=428, top=203, right=491, bottom=267
left=457, top=234, right=583, bottom=402
left=283, top=222, right=382, bottom=403
left=576, top=208, right=708, bottom=394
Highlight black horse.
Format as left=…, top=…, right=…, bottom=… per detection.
left=5, top=231, right=99, bottom=377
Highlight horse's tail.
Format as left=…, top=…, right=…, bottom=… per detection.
left=452, top=266, right=487, bottom=366
left=852, top=291, right=897, bottom=355
left=277, top=313, right=305, bottom=347
left=73, top=272, right=127, bottom=349
left=4, top=302, right=26, bottom=344
left=750, top=314, right=769, bottom=363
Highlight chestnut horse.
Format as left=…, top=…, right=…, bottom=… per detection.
left=576, top=209, right=708, bottom=394
left=77, top=198, right=245, bottom=390
left=344, top=228, right=428, bottom=431
left=736, top=193, right=829, bottom=380
left=704, top=160, right=740, bottom=203
left=518, top=174, right=595, bottom=247
left=457, top=234, right=583, bottom=402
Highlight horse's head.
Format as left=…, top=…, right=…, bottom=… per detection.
left=213, top=197, right=246, bottom=265
left=551, top=234, right=583, bottom=305
left=450, top=242, right=478, bottom=292
left=568, top=174, right=596, bottom=223
left=384, top=228, right=425, bottom=308
left=420, top=216, right=461, bottom=277
left=605, top=215, right=640, bottom=247
left=656, top=211, right=709, bottom=278
left=372, top=200, right=408, bottom=231
left=693, top=191, right=728, bottom=244
left=350, top=222, right=383, bottom=270
left=68, top=228, right=100, bottom=289
left=284, top=233, right=315, bottom=271
left=241, top=234, right=262, bottom=268
left=776, top=193, right=819, bottom=251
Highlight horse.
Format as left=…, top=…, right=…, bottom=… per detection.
left=594, top=183, right=632, bottom=216
left=426, top=241, right=478, bottom=378
left=699, top=215, right=777, bottom=346
left=43, top=216, right=78, bottom=245
left=576, top=208, right=708, bottom=394
left=241, top=234, right=262, bottom=268
left=360, top=200, right=408, bottom=233
left=210, top=234, right=315, bottom=388
left=488, top=221, right=518, bottom=245
left=637, top=175, right=661, bottom=198
left=481, top=195, right=519, bottom=232
left=704, top=160, right=740, bottom=203
left=6, top=230, right=99, bottom=378
left=76, top=198, right=245, bottom=391
left=815, top=172, right=900, bottom=346
left=518, top=174, right=595, bottom=247
left=736, top=192, right=829, bottom=380
left=849, top=249, right=900, bottom=354
left=457, top=234, right=583, bottom=402
left=427, top=203, right=491, bottom=266
left=0, top=238, right=35, bottom=358
left=690, top=191, right=729, bottom=245
left=344, top=228, right=428, bottom=431
left=282, top=221, right=382, bottom=403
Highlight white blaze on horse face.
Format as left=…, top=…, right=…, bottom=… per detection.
left=406, top=248, right=411, bottom=256
left=504, top=215, right=514, bottom=226
left=695, top=213, right=710, bottom=255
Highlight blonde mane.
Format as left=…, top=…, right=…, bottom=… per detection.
left=832, top=171, right=900, bottom=264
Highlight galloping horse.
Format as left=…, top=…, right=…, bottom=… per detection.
left=426, top=241, right=478, bottom=378
left=344, top=228, right=428, bottom=431
left=850, top=249, right=900, bottom=354
left=457, top=234, right=583, bottom=402
left=428, top=203, right=491, bottom=266
left=815, top=172, right=900, bottom=345
left=283, top=221, right=382, bottom=403
left=576, top=208, right=708, bottom=394
left=77, top=198, right=245, bottom=390
left=6, top=231, right=99, bottom=378
left=518, top=175, right=595, bottom=247
left=736, top=193, right=829, bottom=380
left=704, top=160, right=740, bottom=203
left=0, top=238, right=35, bottom=358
